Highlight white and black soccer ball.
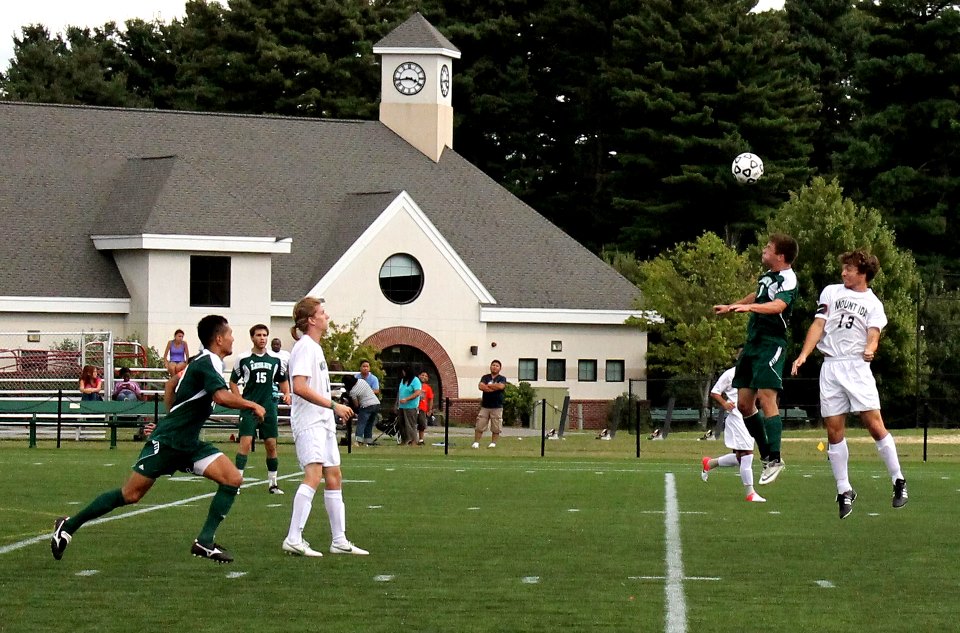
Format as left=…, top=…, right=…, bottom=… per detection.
left=732, top=152, right=764, bottom=184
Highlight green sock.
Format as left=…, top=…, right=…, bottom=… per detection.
left=763, top=414, right=783, bottom=455
left=197, top=484, right=239, bottom=545
left=743, top=413, right=770, bottom=460
left=65, top=488, right=126, bottom=534
left=234, top=453, right=248, bottom=471
left=266, top=457, right=278, bottom=473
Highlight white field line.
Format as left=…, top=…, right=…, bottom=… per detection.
left=664, top=472, right=687, bottom=633
left=0, top=471, right=305, bottom=556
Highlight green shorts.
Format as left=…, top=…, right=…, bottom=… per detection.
left=237, top=407, right=279, bottom=440
left=733, top=338, right=787, bottom=391
left=132, top=440, right=222, bottom=479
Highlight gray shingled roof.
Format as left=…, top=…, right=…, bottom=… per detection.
left=373, top=12, right=460, bottom=53
left=0, top=101, right=638, bottom=310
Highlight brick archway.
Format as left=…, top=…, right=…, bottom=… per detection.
left=363, top=327, right=459, bottom=399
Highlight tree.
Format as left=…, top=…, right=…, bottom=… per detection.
left=836, top=1, right=960, bottom=277
left=609, top=232, right=758, bottom=417
left=764, top=177, right=923, bottom=419
left=319, top=313, right=383, bottom=378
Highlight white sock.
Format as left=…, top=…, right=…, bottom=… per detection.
left=238, top=469, right=244, bottom=479
left=324, top=489, right=346, bottom=545
left=717, top=453, right=739, bottom=468
left=875, top=433, right=904, bottom=482
left=286, top=484, right=315, bottom=543
left=268, top=471, right=278, bottom=487
left=828, top=439, right=851, bottom=494
left=739, top=454, right=755, bottom=491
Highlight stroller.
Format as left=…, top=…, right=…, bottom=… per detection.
left=373, top=411, right=403, bottom=445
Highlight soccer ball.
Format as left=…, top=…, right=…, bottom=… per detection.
left=732, top=152, right=764, bottom=184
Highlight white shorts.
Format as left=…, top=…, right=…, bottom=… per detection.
left=820, top=357, right=881, bottom=417
left=722, top=411, right=754, bottom=452
left=292, top=425, right=341, bottom=469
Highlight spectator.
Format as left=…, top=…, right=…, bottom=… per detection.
left=342, top=374, right=380, bottom=446
left=79, top=365, right=103, bottom=401
left=356, top=360, right=381, bottom=396
left=473, top=360, right=507, bottom=449
left=163, top=329, right=190, bottom=376
left=112, top=367, right=144, bottom=401
left=396, top=365, right=421, bottom=445
left=416, top=371, right=435, bottom=446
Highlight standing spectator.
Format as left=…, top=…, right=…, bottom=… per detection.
left=356, top=359, right=381, bottom=396
left=416, top=370, right=435, bottom=446
left=270, top=338, right=291, bottom=375
left=473, top=360, right=507, bottom=449
left=112, top=367, right=144, bottom=401
left=396, top=365, right=422, bottom=445
left=342, top=374, right=380, bottom=446
left=51, top=315, right=265, bottom=564
left=79, top=365, right=103, bottom=401
left=714, top=234, right=799, bottom=485
left=230, top=324, right=290, bottom=494
left=791, top=250, right=907, bottom=519
left=163, top=329, right=190, bottom=376
left=282, top=297, right=368, bottom=557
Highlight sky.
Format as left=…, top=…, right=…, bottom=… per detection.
left=1, top=0, right=787, bottom=74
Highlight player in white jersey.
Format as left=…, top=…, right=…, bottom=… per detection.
left=791, top=250, right=907, bottom=519
left=700, top=365, right=765, bottom=502
left=281, top=296, right=369, bottom=557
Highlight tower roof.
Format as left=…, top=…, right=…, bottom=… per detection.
left=373, top=12, right=461, bottom=58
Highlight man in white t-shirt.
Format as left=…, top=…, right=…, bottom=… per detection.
left=791, top=250, right=907, bottom=519
left=700, top=365, right=765, bottom=502
left=281, top=297, right=369, bottom=557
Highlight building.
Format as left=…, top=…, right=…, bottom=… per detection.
left=0, top=14, right=646, bottom=426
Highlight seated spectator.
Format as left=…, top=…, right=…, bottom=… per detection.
left=342, top=374, right=381, bottom=447
left=79, top=365, right=103, bottom=401
left=112, top=367, right=144, bottom=401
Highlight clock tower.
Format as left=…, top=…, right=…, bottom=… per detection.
left=373, top=13, right=461, bottom=162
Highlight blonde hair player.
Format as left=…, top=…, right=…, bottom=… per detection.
left=281, top=297, right=369, bottom=557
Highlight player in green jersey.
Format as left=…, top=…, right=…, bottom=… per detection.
left=51, top=315, right=266, bottom=564
left=230, top=324, right=290, bottom=494
left=714, top=234, right=799, bottom=486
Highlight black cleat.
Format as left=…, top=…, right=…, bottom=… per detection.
left=837, top=489, right=857, bottom=520
left=892, top=478, right=908, bottom=509
left=268, top=485, right=285, bottom=495
left=191, top=540, right=234, bottom=563
left=51, top=516, right=72, bottom=561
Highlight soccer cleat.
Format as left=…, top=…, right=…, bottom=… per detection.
left=417, top=440, right=425, bottom=445
left=282, top=538, right=323, bottom=557
left=471, top=442, right=480, bottom=449
left=892, top=478, right=908, bottom=509
left=191, top=540, right=234, bottom=563
left=837, top=489, right=857, bottom=520
left=488, top=442, right=497, bottom=448
left=51, top=516, right=72, bottom=561
left=759, top=459, right=785, bottom=485
left=596, top=428, right=609, bottom=440
left=330, top=541, right=369, bottom=556
left=701, top=457, right=711, bottom=482
left=745, top=492, right=766, bottom=503
left=268, top=485, right=285, bottom=495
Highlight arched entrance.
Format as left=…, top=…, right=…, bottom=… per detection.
left=379, top=345, right=440, bottom=411
left=364, top=327, right=459, bottom=412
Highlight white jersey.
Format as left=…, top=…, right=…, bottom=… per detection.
left=711, top=367, right=741, bottom=423
left=711, top=367, right=752, bottom=451
left=289, top=335, right=335, bottom=432
left=814, top=284, right=887, bottom=358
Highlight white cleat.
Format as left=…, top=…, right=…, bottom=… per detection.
left=282, top=538, right=323, bottom=557
left=330, top=541, right=369, bottom=556
left=745, top=492, right=767, bottom=503
left=488, top=442, right=496, bottom=448
left=759, top=459, right=785, bottom=485
left=471, top=442, right=480, bottom=449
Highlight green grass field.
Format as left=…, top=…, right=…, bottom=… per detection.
left=1, top=428, right=958, bottom=633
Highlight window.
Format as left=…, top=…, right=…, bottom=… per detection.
left=578, top=359, right=597, bottom=382
left=518, top=358, right=538, bottom=381
left=605, top=360, right=625, bottom=382
left=546, top=358, right=566, bottom=381
left=379, top=253, right=424, bottom=304
left=190, top=256, right=231, bottom=307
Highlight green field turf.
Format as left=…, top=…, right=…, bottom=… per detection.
left=1, top=428, right=958, bottom=633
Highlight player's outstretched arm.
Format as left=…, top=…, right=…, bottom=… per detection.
left=791, top=318, right=826, bottom=375
left=213, top=388, right=266, bottom=421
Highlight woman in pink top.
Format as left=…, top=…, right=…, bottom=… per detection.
left=79, top=365, right=103, bottom=401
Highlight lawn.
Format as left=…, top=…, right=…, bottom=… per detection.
left=0, top=428, right=957, bottom=633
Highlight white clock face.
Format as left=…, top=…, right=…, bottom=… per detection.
left=393, top=62, right=426, bottom=96
left=440, top=64, right=450, bottom=98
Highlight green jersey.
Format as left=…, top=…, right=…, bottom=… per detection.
left=746, top=268, right=798, bottom=342
left=150, top=351, right=228, bottom=451
left=230, top=351, right=286, bottom=407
